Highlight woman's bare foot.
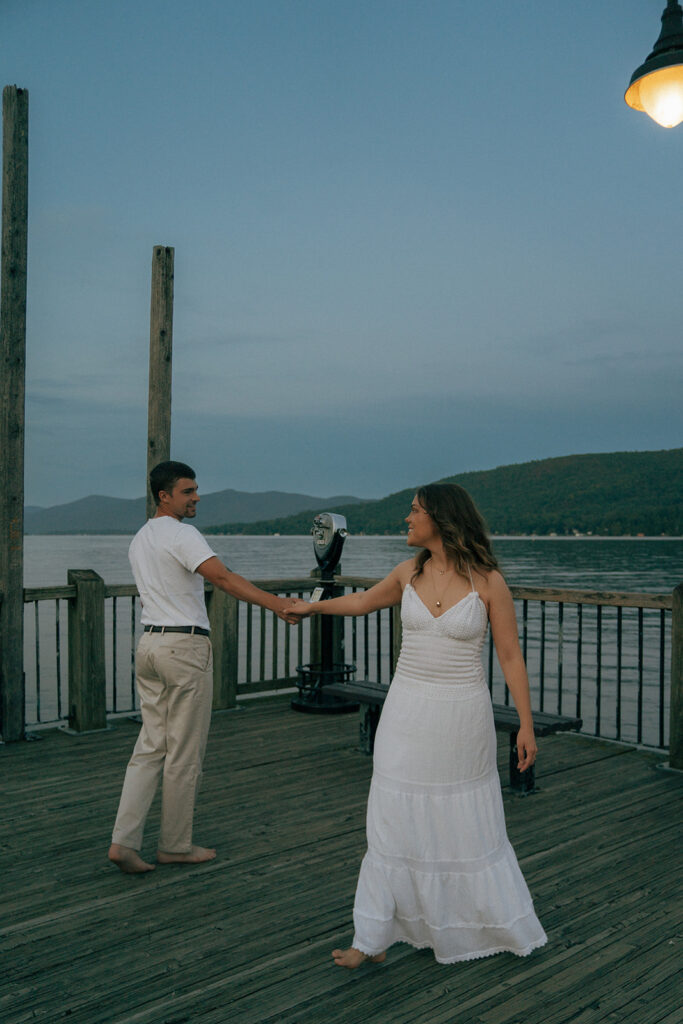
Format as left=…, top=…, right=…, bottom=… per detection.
left=108, top=843, right=155, bottom=874
left=332, top=947, right=386, bottom=969
left=156, top=845, right=216, bottom=865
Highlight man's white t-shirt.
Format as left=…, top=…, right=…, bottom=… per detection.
left=128, top=516, right=217, bottom=630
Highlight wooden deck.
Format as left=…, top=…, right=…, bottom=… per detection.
left=1, top=696, right=681, bottom=1024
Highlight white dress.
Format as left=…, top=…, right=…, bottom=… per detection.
left=351, top=580, right=548, bottom=963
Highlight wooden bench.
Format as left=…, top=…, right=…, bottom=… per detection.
left=323, top=680, right=582, bottom=794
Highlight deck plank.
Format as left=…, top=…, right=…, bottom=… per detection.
left=1, top=695, right=680, bottom=1024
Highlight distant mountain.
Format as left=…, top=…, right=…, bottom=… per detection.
left=205, top=450, right=683, bottom=537
left=24, top=488, right=366, bottom=535
left=25, top=496, right=147, bottom=535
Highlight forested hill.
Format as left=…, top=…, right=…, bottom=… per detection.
left=205, top=449, right=683, bottom=537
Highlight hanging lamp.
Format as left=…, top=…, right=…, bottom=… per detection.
left=625, top=0, right=683, bottom=127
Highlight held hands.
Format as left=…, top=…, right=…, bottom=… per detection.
left=516, top=725, right=538, bottom=774
left=284, top=598, right=314, bottom=624
left=274, top=597, right=313, bottom=625
left=274, top=597, right=298, bottom=624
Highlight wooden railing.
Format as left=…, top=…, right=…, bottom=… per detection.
left=21, top=575, right=322, bottom=729
left=17, top=574, right=683, bottom=767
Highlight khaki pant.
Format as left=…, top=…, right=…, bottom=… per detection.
left=112, top=632, right=214, bottom=854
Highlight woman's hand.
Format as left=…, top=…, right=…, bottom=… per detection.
left=282, top=565, right=407, bottom=624
left=286, top=599, right=314, bottom=622
left=516, top=724, right=538, bottom=774
left=274, top=597, right=300, bottom=623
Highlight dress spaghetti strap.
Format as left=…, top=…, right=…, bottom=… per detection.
left=466, top=562, right=476, bottom=592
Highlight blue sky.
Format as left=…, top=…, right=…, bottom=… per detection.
left=4, top=0, right=682, bottom=505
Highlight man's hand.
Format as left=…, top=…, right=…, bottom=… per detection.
left=274, top=596, right=300, bottom=624
left=282, top=598, right=313, bottom=623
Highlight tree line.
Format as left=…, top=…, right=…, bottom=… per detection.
left=205, top=449, right=683, bottom=537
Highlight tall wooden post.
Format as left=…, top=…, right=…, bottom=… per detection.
left=0, top=86, right=29, bottom=743
left=146, top=245, right=174, bottom=519
left=670, top=583, right=683, bottom=770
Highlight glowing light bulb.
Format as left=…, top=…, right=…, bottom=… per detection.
left=636, top=65, right=683, bottom=127
left=625, top=1, right=683, bottom=128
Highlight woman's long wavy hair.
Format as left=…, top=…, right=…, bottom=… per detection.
left=411, top=483, right=499, bottom=580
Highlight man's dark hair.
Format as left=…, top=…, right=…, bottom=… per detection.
left=149, top=461, right=196, bottom=505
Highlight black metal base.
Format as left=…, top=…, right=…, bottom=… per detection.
left=290, top=694, right=359, bottom=714
left=292, top=662, right=359, bottom=714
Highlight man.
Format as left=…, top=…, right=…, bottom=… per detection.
left=108, top=460, right=294, bottom=874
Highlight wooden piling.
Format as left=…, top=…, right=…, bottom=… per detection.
left=670, top=583, right=683, bottom=770
left=146, top=245, right=174, bottom=519
left=0, top=86, right=29, bottom=743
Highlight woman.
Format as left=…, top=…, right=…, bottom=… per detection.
left=289, top=483, right=547, bottom=968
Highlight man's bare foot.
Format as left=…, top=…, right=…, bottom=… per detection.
left=332, top=947, right=386, bottom=969
left=156, top=845, right=216, bottom=865
left=108, top=843, right=155, bottom=874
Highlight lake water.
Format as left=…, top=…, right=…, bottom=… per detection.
left=24, top=534, right=683, bottom=592
left=22, top=535, right=683, bottom=747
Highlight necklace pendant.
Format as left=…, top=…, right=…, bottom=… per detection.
left=436, top=600, right=442, bottom=607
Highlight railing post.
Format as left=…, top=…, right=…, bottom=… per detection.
left=391, top=603, right=403, bottom=675
left=0, top=86, right=29, bottom=743
left=208, top=587, right=238, bottom=710
left=670, top=583, right=683, bottom=770
left=67, top=570, right=106, bottom=732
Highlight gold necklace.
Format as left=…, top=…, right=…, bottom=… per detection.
left=429, top=560, right=454, bottom=608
